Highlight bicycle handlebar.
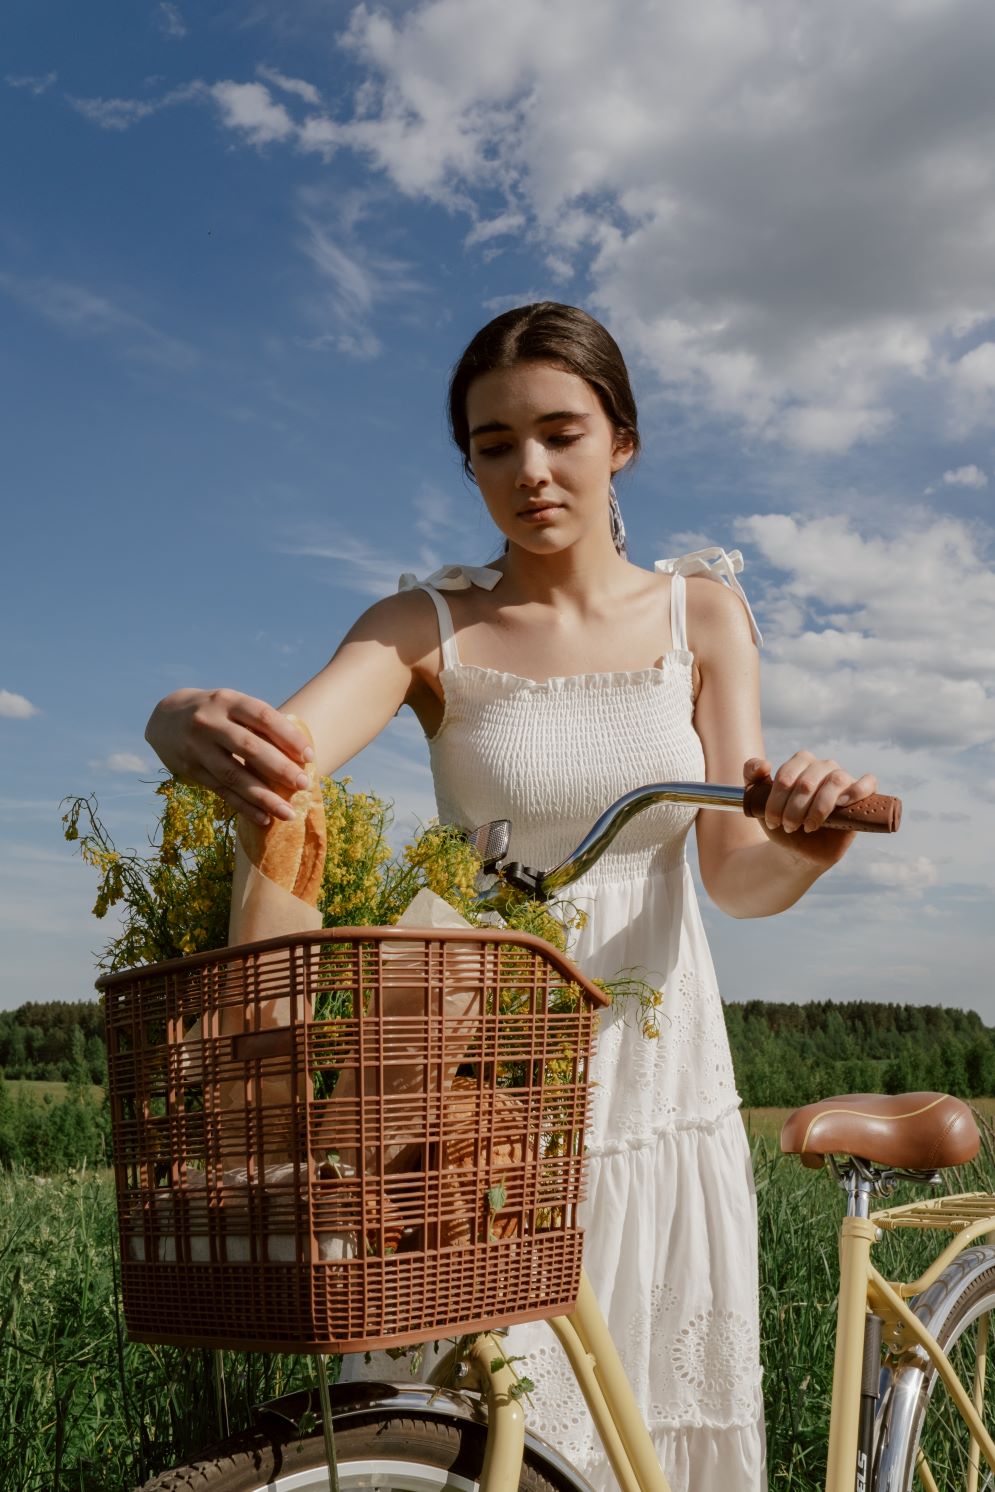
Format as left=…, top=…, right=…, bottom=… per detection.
left=472, top=781, right=902, bottom=905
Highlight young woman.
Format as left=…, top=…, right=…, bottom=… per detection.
left=146, top=303, right=875, bottom=1492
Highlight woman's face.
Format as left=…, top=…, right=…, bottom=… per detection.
left=464, top=361, right=632, bottom=555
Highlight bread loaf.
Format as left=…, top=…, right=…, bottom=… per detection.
left=237, top=714, right=326, bottom=905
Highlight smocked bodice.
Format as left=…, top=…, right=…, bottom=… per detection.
left=428, top=657, right=704, bottom=880
left=399, top=548, right=761, bottom=883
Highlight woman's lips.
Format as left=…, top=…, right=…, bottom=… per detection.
left=518, top=504, right=562, bottom=522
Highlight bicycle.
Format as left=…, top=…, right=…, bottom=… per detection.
left=98, top=777, right=975, bottom=1492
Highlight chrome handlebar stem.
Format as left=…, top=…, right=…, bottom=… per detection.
left=538, top=783, right=744, bottom=897
left=472, top=782, right=745, bottom=910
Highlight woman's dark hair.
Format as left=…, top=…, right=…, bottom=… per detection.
left=448, top=302, right=640, bottom=480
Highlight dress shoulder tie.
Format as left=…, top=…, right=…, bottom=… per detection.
left=396, top=564, right=503, bottom=671
left=654, top=547, right=763, bottom=647
left=397, top=563, right=503, bottom=593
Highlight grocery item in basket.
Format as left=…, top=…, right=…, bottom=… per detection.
left=126, top=1164, right=358, bottom=1263
left=214, top=713, right=326, bottom=1158
left=229, top=712, right=326, bottom=944
left=441, top=1075, right=526, bottom=1246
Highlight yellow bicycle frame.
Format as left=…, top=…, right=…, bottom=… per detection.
left=462, top=1271, right=674, bottom=1492
left=826, top=1193, right=995, bottom=1492
left=459, top=1193, right=995, bottom=1492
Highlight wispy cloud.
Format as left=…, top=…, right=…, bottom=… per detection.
left=5, top=71, right=57, bottom=95
left=257, top=63, right=321, bottom=106
left=297, top=204, right=423, bottom=360
left=411, top=482, right=484, bottom=568
left=67, top=81, right=202, bottom=131
left=87, top=752, right=154, bottom=774
left=0, top=271, right=197, bottom=371
left=281, top=532, right=415, bottom=597
left=0, top=689, right=40, bottom=719
left=155, top=2, right=188, bottom=39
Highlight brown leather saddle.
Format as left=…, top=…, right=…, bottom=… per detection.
left=780, top=1091, right=980, bottom=1171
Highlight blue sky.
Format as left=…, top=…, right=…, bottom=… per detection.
left=2, top=0, right=994, bottom=1017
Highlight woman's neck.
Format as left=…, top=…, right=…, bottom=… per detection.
left=497, top=535, right=636, bottom=608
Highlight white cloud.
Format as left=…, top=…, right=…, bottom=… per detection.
left=59, top=0, right=995, bottom=453
left=0, top=690, right=40, bottom=719
left=947, top=342, right=995, bottom=431
left=296, top=203, right=423, bottom=359
left=943, top=464, right=989, bottom=489
left=5, top=71, right=57, bottom=94
left=88, top=752, right=154, bottom=774
left=328, top=0, right=995, bottom=453
left=67, top=81, right=201, bottom=131
left=209, top=80, right=296, bottom=146
left=464, top=211, right=526, bottom=249
left=860, top=855, right=940, bottom=892
left=736, top=510, right=995, bottom=752
left=0, top=271, right=197, bottom=371
left=257, top=64, right=321, bottom=106
left=155, top=2, right=187, bottom=39
left=281, top=532, right=416, bottom=597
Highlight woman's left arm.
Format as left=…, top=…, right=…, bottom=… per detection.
left=688, top=577, right=877, bottom=919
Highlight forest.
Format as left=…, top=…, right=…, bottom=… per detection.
left=725, top=999, right=995, bottom=1108
left=0, top=999, right=107, bottom=1084
left=0, top=997, right=992, bottom=1173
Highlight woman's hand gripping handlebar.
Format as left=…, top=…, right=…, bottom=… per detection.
left=467, top=781, right=902, bottom=912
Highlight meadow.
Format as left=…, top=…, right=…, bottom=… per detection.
left=5, top=1113, right=995, bottom=1491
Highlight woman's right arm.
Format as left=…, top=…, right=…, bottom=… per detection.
left=144, top=590, right=439, bottom=826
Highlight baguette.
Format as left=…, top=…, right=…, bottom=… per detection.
left=237, top=714, right=326, bottom=905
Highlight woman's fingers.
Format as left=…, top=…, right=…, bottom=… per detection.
left=757, top=754, right=878, bottom=833
left=755, top=751, right=811, bottom=832
left=200, top=743, right=298, bottom=824
left=226, top=694, right=314, bottom=765
left=169, top=690, right=318, bottom=822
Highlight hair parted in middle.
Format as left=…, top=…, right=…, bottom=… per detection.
left=447, top=302, right=641, bottom=481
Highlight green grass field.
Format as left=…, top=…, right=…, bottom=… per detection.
left=4, top=1110, right=995, bottom=1489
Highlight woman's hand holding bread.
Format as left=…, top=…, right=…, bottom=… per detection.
left=145, top=687, right=315, bottom=825
left=236, top=715, right=326, bottom=907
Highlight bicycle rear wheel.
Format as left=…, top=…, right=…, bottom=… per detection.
left=137, top=1407, right=571, bottom=1492
left=877, top=1245, right=995, bottom=1491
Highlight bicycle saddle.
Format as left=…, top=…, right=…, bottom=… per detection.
left=780, top=1091, right=980, bottom=1171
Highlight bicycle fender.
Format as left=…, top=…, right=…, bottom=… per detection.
left=251, top=1381, right=597, bottom=1492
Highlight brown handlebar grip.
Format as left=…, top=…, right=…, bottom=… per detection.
left=742, top=779, right=902, bottom=833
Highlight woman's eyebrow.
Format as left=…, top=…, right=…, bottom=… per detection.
left=469, top=410, right=591, bottom=439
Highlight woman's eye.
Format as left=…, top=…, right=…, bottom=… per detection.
left=477, top=444, right=511, bottom=459
left=548, top=433, right=582, bottom=447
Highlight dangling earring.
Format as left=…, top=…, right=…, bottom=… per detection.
left=609, top=483, right=627, bottom=558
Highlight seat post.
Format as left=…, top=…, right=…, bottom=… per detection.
left=845, top=1168, right=874, bottom=1220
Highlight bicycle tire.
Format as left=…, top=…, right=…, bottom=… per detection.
left=877, top=1245, right=995, bottom=1491
left=136, top=1408, right=572, bottom=1492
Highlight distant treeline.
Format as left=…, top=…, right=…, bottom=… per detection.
left=0, top=1000, right=107, bottom=1084
left=1, top=998, right=994, bottom=1172
left=726, top=1000, right=995, bottom=1108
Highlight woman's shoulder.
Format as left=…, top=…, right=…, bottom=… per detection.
left=339, top=585, right=444, bottom=658
left=685, top=572, right=757, bottom=650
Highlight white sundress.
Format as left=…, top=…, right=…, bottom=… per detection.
left=345, top=551, right=766, bottom=1492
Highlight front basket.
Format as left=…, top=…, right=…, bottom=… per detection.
left=98, top=926, right=604, bottom=1355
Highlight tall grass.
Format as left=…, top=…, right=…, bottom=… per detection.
left=5, top=1122, right=995, bottom=1490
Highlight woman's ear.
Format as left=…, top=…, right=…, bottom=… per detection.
left=611, top=430, right=636, bottom=474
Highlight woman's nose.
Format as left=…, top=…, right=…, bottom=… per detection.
left=515, top=440, right=550, bottom=490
